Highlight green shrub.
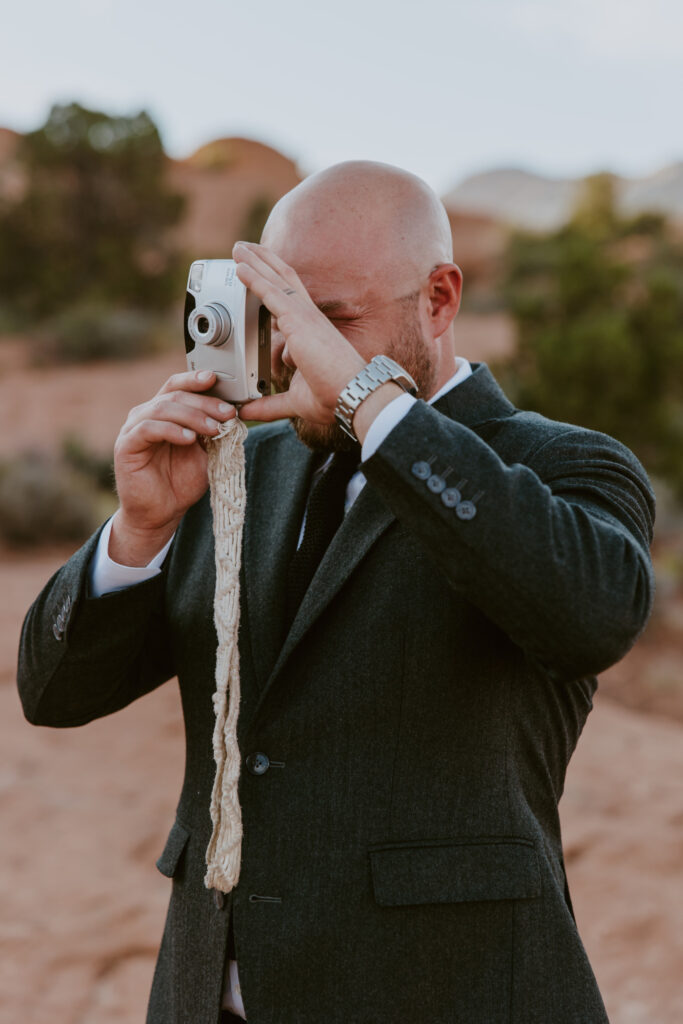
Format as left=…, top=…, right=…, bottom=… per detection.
left=62, top=435, right=115, bottom=491
left=32, top=303, right=161, bottom=364
left=0, top=452, right=99, bottom=546
left=501, top=176, right=683, bottom=498
left=0, top=102, right=184, bottom=319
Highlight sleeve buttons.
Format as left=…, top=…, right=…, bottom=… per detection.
left=427, top=474, right=446, bottom=494
left=411, top=461, right=432, bottom=480
left=410, top=462, right=480, bottom=521
left=441, top=487, right=461, bottom=508
left=456, top=500, right=477, bottom=521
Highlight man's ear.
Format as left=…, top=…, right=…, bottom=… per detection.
left=426, top=263, right=463, bottom=338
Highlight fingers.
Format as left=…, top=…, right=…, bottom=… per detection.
left=234, top=262, right=298, bottom=321
left=117, top=418, right=200, bottom=456
left=233, top=241, right=301, bottom=291
left=123, top=374, right=236, bottom=439
left=122, top=395, right=229, bottom=439
left=158, top=369, right=222, bottom=397
left=233, top=242, right=311, bottom=321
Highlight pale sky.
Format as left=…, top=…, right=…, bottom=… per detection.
left=4, top=0, right=682, bottom=194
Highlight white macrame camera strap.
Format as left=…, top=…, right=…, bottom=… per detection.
left=204, top=415, right=249, bottom=894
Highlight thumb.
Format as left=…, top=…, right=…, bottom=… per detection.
left=238, top=392, right=296, bottom=423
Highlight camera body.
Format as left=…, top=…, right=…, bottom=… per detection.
left=184, top=259, right=271, bottom=405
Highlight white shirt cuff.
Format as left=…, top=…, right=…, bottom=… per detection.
left=360, top=393, right=417, bottom=462
left=359, top=358, right=473, bottom=462
left=88, top=514, right=175, bottom=598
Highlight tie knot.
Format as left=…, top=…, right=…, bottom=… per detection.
left=323, top=449, right=360, bottom=478
left=305, top=450, right=359, bottom=527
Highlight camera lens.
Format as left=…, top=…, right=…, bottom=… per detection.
left=188, top=303, right=233, bottom=347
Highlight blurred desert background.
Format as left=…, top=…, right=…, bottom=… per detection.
left=1, top=102, right=682, bottom=1024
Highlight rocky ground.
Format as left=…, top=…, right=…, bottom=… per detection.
left=2, top=335, right=682, bottom=1023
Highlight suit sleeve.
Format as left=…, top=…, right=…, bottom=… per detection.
left=361, top=400, right=655, bottom=682
left=17, top=525, right=176, bottom=727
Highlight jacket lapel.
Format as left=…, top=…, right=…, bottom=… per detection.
left=245, top=362, right=517, bottom=716
left=260, top=479, right=396, bottom=704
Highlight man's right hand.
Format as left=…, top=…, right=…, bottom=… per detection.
left=110, top=370, right=236, bottom=566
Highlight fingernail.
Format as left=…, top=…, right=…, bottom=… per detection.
left=205, top=417, right=219, bottom=430
left=182, top=428, right=195, bottom=439
left=197, top=370, right=213, bottom=381
left=218, top=402, right=232, bottom=415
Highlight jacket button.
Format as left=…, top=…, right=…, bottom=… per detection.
left=427, top=474, right=446, bottom=494
left=456, top=500, right=477, bottom=521
left=411, top=461, right=431, bottom=480
left=441, top=487, right=461, bottom=508
left=246, top=752, right=270, bottom=775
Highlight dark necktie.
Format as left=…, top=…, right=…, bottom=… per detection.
left=285, top=450, right=360, bottom=630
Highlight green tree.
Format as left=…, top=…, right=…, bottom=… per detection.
left=0, top=102, right=184, bottom=318
left=500, top=177, right=683, bottom=496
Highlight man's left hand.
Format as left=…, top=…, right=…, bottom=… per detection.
left=233, top=241, right=366, bottom=424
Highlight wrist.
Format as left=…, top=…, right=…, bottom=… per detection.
left=351, top=382, right=404, bottom=445
left=109, top=510, right=179, bottom=567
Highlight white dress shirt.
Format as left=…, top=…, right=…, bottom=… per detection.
left=88, top=356, right=472, bottom=1017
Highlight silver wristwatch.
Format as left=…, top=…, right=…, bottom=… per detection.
left=335, top=354, right=417, bottom=441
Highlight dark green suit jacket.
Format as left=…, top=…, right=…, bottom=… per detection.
left=18, top=364, right=655, bottom=1023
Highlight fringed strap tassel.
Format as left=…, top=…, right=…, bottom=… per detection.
left=204, top=416, right=249, bottom=894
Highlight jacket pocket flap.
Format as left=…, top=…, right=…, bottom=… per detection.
left=156, top=819, right=191, bottom=878
left=370, top=838, right=541, bottom=907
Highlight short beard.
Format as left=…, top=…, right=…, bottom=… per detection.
left=272, top=293, right=437, bottom=453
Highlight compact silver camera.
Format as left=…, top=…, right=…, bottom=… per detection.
left=184, top=259, right=271, bottom=405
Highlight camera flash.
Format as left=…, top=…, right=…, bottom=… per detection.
left=189, top=263, right=205, bottom=292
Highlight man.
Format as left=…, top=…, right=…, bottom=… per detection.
left=18, top=161, right=655, bottom=1023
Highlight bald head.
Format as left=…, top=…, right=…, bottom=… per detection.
left=261, top=161, right=453, bottom=298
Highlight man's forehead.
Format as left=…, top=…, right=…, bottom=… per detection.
left=265, top=234, right=386, bottom=308
left=269, top=233, right=419, bottom=311
left=295, top=264, right=379, bottom=311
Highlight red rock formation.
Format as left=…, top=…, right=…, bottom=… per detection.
left=167, top=136, right=302, bottom=257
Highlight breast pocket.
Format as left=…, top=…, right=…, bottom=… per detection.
left=369, top=835, right=541, bottom=907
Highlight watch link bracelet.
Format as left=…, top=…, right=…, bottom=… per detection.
left=334, top=354, right=418, bottom=441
